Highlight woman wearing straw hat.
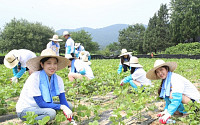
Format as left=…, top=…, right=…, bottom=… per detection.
left=120, top=56, right=151, bottom=89
left=117, top=49, right=132, bottom=74
left=66, top=54, right=94, bottom=81
left=4, top=49, right=36, bottom=83
left=74, top=43, right=85, bottom=58
left=47, top=34, right=63, bottom=56
left=16, top=49, right=76, bottom=124
left=146, top=59, right=200, bottom=124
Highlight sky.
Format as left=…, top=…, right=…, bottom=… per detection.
left=0, top=0, right=171, bottom=31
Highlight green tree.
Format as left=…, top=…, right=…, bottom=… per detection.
left=143, top=14, right=158, bottom=53
left=170, top=0, right=200, bottom=43
left=118, top=24, right=145, bottom=54
left=105, top=42, right=120, bottom=55
left=143, top=4, right=171, bottom=54
left=0, top=18, right=55, bottom=53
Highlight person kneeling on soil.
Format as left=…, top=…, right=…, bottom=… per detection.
left=117, top=49, right=132, bottom=74
left=120, top=56, right=151, bottom=89
left=16, top=49, right=76, bottom=124
left=66, top=54, right=94, bottom=82
left=146, top=59, right=200, bottom=124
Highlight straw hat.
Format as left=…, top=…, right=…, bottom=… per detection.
left=4, top=50, right=20, bottom=69
left=118, top=49, right=132, bottom=57
left=63, top=31, right=70, bottom=36
left=26, top=48, right=70, bottom=72
left=146, top=59, right=177, bottom=80
left=82, top=55, right=91, bottom=65
left=124, top=56, right=142, bottom=68
left=75, top=43, right=81, bottom=48
left=49, top=35, right=63, bottom=41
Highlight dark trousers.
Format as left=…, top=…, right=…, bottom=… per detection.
left=122, top=64, right=129, bottom=72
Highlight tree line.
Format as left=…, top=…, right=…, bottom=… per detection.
left=0, top=0, right=199, bottom=55
left=0, top=19, right=99, bottom=54
left=105, top=0, right=200, bottom=55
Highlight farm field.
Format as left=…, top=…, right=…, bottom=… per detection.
left=0, top=58, right=200, bottom=125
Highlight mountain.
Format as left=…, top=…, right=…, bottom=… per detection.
left=56, top=24, right=129, bottom=48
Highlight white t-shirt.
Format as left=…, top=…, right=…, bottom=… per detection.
left=171, top=73, right=200, bottom=103
left=131, top=68, right=152, bottom=86
left=17, top=49, right=36, bottom=67
left=74, top=59, right=94, bottom=79
left=65, top=37, right=74, bottom=55
left=46, top=41, right=60, bottom=56
left=16, top=71, right=65, bottom=112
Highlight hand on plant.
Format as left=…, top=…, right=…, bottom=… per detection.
left=157, top=109, right=168, bottom=117
left=60, top=105, right=72, bottom=120
left=159, top=112, right=171, bottom=124
left=10, top=76, right=18, bottom=83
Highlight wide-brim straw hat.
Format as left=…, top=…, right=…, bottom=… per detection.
left=146, top=59, right=177, bottom=80
left=124, top=56, right=142, bottom=67
left=118, top=49, right=132, bottom=57
left=49, top=35, right=63, bottom=41
left=4, top=50, right=20, bottom=69
left=65, top=54, right=75, bottom=60
left=75, top=43, right=81, bottom=48
left=26, top=48, right=70, bottom=72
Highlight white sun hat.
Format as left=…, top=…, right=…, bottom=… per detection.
left=4, top=50, right=20, bottom=69
left=49, top=35, right=63, bottom=41
left=26, top=48, right=70, bottom=72
left=63, top=31, right=70, bottom=36
left=146, top=59, right=177, bottom=80
left=75, top=43, right=81, bottom=48
left=124, top=56, right=142, bottom=68
left=82, top=55, right=91, bottom=65
left=118, top=49, right=132, bottom=57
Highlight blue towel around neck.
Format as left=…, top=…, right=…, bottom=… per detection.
left=39, top=70, right=60, bottom=103
left=160, top=71, right=172, bottom=98
left=52, top=41, right=59, bottom=47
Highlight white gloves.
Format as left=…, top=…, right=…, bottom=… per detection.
left=60, top=105, right=72, bottom=119
left=157, top=109, right=168, bottom=117
left=159, top=111, right=171, bottom=124
left=10, top=77, right=18, bottom=83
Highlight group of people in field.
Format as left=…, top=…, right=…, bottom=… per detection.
left=117, top=49, right=200, bottom=124
left=3, top=32, right=200, bottom=124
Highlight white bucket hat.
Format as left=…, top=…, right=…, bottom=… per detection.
left=118, top=49, right=132, bottom=57
left=63, top=31, right=70, bottom=36
left=26, top=49, right=70, bottom=72
left=124, top=56, right=142, bottom=68
left=82, top=55, right=91, bottom=65
left=49, top=35, right=63, bottom=41
left=4, top=50, right=20, bottom=69
left=146, top=59, right=177, bottom=80
left=75, top=43, right=81, bottom=48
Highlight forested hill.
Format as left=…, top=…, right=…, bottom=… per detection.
left=56, top=24, right=129, bottom=48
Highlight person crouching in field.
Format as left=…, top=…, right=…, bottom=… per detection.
left=66, top=54, right=94, bottom=81
left=120, top=56, right=151, bottom=89
left=117, top=49, right=132, bottom=74
left=146, top=59, right=200, bottom=124
left=16, top=49, right=76, bottom=124
left=4, top=49, right=36, bottom=83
